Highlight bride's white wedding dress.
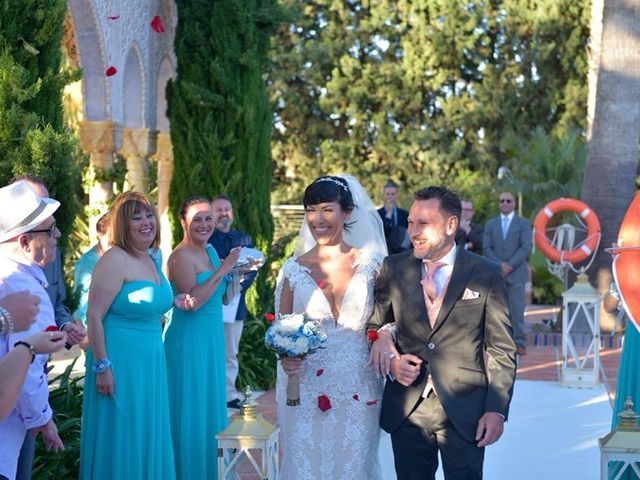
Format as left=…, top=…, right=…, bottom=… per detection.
left=275, top=250, right=384, bottom=480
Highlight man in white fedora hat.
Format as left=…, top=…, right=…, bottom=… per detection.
left=9, top=175, right=86, bottom=480
left=0, top=181, right=67, bottom=480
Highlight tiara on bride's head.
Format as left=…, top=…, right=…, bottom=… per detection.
left=313, top=176, right=350, bottom=193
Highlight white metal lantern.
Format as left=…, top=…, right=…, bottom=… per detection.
left=216, top=387, right=279, bottom=480
left=600, top=396, right=640, bottom=479
left=561, top=273, right=600, bottom=388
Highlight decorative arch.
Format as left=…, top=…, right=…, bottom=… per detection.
left=66, top=0, right=109, bottom=120
left=156, top=56, right=175, bottom=133
left=123, top=44, right=145, bottom=128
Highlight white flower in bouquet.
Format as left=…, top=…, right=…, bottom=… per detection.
left=264, top=313, right=327, bottom=358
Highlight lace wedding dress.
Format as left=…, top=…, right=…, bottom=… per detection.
left=275, top=250, right=384, bottom=480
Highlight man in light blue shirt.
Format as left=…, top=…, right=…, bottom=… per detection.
left=483, top=191, right=532, bottom=355
left=0, top=181, right=66, bottom=480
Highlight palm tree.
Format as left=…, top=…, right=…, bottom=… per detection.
left=581, top=0, right=640, bottom=330
left=501, top=127, right=587, bottom=219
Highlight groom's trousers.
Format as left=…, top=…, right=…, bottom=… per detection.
left=390, top=391, right=484, bottom=480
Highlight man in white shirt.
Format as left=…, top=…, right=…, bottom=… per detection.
left=0, top=181, right=66, bottom=480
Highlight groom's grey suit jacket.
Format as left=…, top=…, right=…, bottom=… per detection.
left=368, top=248, right=517, bottom=442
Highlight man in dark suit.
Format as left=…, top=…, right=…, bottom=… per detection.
left=455, top=199, right=484, bottom=253
left=483, top=191, right=532, bottom=356
left=368, top=186, right=516, bottom=480
left=377, top=179, right=410, bottom=254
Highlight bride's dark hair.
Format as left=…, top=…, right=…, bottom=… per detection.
left=303, top=176, right=355, bottom=212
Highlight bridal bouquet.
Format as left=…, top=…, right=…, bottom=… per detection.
left=264, top=313, right=327, bottom=406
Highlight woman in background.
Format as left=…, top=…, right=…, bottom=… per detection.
left=72, top=212, right=110, bottom=327
left=163, top=196, right=240, bottom=479
left=80, top=192, right=176, bottom=480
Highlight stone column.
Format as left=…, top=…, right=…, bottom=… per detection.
left=78, top=120, right=116, bottom=241
left=153, top=132, right=175, bottom=262
left=119, top=127, right=157, bottom=193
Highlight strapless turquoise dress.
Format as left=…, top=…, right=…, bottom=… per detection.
left=613, top=323, right=640, bottom=428
left=164, top=245, right=228, bottom=479
left=80, top=257, right=176, bottom=480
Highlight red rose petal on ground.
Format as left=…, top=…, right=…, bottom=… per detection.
left=366, top=400, right=378, bottom=406
left=316, top=368, right=324, bottom=377
left=105, top=66, right=117, bottom=77
left=317, top=279, right=325, bottom=289
left=150, top=15, right=165, bottom=33
left=107, top=15, right=120, bottom=20
left=263, top=312, right=275, bottom=323
left=44, top=326, right=58, bottom=332
left=318, top=394, right=331, bottom=412
left=353, top=394, right=359, bottom=401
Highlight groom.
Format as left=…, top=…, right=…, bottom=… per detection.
left=368, top=186, right=517, bottom=480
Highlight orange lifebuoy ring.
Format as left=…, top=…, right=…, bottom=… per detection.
left=533, top=198, right=601, bottom=264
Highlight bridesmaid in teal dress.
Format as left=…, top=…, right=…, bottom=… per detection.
left=606, top=282, right=640, bottom=429
left=164, top=196, right=240, bottom=479
left=80, top=192, right=177, bottom=480
left=605, top=281, right=640, bottom=479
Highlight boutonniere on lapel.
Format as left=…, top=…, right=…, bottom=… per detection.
left=462, top=288, right=480, bottom=300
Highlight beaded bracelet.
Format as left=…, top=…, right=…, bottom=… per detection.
left=0, top=306, right=13, bottom=336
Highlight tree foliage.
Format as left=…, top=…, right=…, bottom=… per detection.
left=167, top=0, right=279, bottom=252
left=167, top=0, right=281, bottom=388
left=501, top=127, right=587, bottom=217
left=0, top=0, right=80, bottom=248
left=268, top=0, right=590, bottom=205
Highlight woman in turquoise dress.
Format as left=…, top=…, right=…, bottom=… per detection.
left=72, top=212, right=110, bottom=326
left=80, top=192, right=177, bottom=480
left=164, top=196, right=240, bottom=479
left=606, top=282, right=640, bottom=429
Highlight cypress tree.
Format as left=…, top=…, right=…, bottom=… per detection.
left=167, top=0, right=280, bottom=389
left=0, top=0, right=79, bottom=248
left=167, top=0, right=278, bottom=252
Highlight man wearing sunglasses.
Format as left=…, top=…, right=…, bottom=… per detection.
left=483, top=191, right=532, bottom=356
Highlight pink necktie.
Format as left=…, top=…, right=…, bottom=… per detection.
left=422, top=260, right=443, bottom=300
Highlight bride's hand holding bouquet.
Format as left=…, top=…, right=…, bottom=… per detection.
left=264, top=313, right=327, bottom=406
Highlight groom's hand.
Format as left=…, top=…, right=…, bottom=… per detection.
left=368, top=331, right=399, bottom=377
left=475, top=411, right=505, bottom=447
left=390, top=354, right=422, bottom=386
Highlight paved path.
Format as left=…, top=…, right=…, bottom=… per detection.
left=50, top=305, right=621, bottom=478
left=231, top=305, right=621, bottom=479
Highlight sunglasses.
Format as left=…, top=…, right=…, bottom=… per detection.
left=30, top=222, right=58, bottom=238
left=499, top=199, right=513, bottom=204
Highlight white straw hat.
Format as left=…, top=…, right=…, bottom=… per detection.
left=0, top=181, right=60, bottom=243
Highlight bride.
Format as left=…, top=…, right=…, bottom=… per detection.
left=275, top=174, right=388, bottom=479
